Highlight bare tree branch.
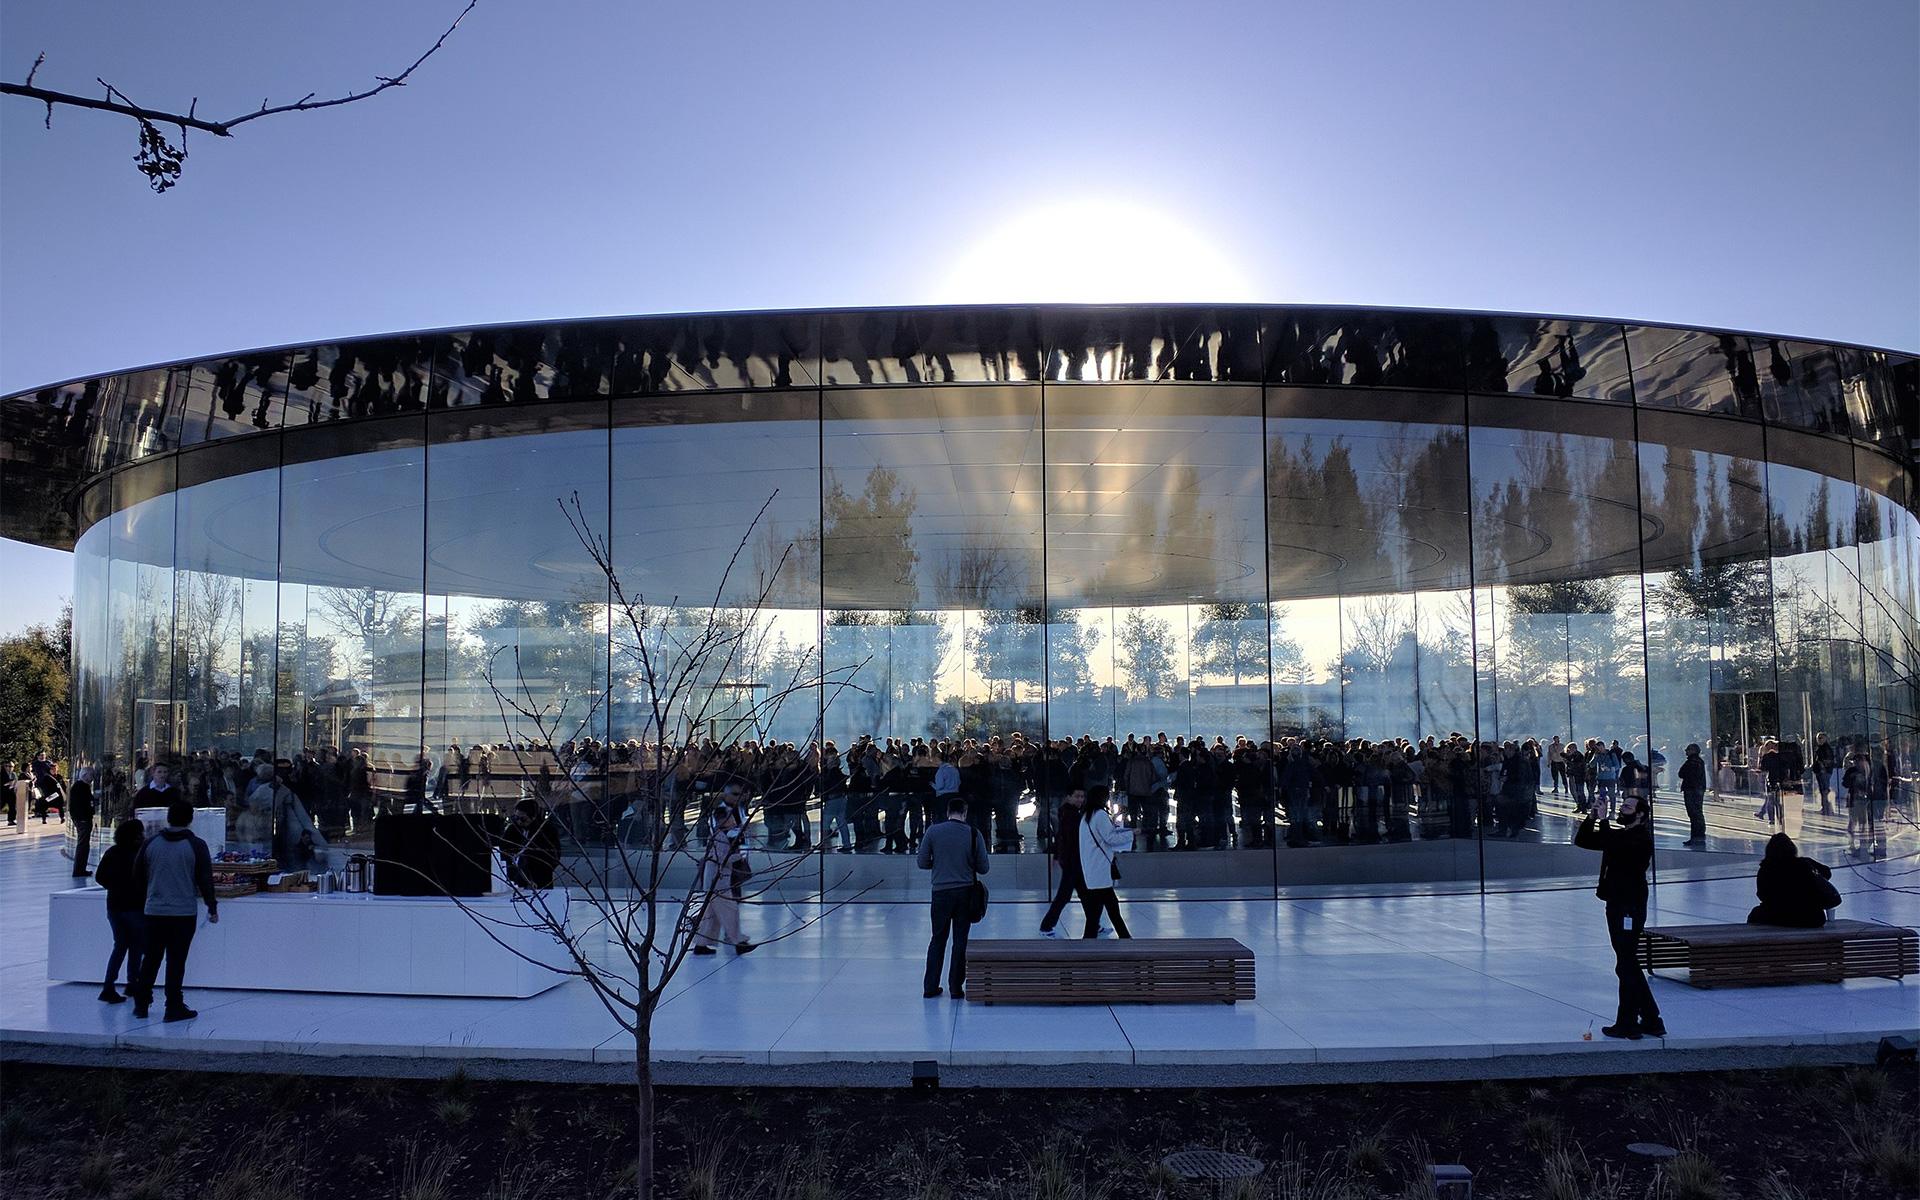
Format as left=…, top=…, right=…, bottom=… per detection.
left=3, top=2, right=476, bottom=189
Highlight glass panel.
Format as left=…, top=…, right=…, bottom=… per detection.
left=1039, top=308, right=1266, bottom=383
left=0, top=380, right=95, bottom=544
left=174, top=356, right=281, bottom=445
left=95, top=368, right=177, bottom=466
left=822, top=308, right=1043, bottom=385
left=824, top=385, right=1043, bottom=876
left=1267, top=310, right=1466, bottom=390
left=1843, top=348, right=1913, bottom=465
left=1625, top=326, right=1761, bottom=418
left=601, top=315, right=818, bottom=393
left=1765, top=430, right=1867, bottom=862
left=1637, top=410, right=1778, bottom=858
left=1463, top=316, right=1633, bottom=402
left=1266, top=388, right=1478, bottom=877
left=1468, top=396, right=1649, bottom=877
left=1854, top=447, right=1917, bottom=860
left=71, top=520, right=115, bottom=812
left=275, top=431, right=427, bottom=853
left=1047, top=382, right=1270, bottom=895
left=172, top=466, right=284, bottom=855
left=283, top=339, right=432, bottom=423
left=424, top=403, right=610, bottom=843
left=1755, top=340, right=1849, bottom=436
left=107, top=463, right=179, bottom=798
left=612, top=391, right=823, bottom=885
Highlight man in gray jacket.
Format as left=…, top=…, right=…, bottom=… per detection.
left=917, top=794, right=989, bottom=999
left=132, top=799, right=219, bottom=1021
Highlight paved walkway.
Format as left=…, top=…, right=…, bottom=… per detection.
left=2, top=831, right=1913, bottom=1085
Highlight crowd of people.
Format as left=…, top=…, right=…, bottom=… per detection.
left=509, top=727, right=1905, bottom=861
left=19, top=719, right=1904, bottom=876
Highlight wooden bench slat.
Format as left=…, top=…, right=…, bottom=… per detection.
left=967, top=937, right=1255, bottom=1005
left=1638, top=921, right=1916, bottom=989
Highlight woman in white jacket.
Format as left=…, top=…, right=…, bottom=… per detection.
left=1077, top=785, right=1133, bottom=939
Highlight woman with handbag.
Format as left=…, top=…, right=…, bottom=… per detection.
left=691, top=802, right=755, bottom=956
left=1078, top=785, right=1133, bottom=939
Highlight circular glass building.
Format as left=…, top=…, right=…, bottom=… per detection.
left=5, top=305, right=1914, bottom=896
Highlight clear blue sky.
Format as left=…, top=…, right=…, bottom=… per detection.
left=3, top=0, right=1916, bottom=635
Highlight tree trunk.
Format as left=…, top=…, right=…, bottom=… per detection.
left=634, top=1026, right=654, bottom=1200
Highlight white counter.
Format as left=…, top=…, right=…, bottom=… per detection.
left=48, top=887, right=571, bottom=998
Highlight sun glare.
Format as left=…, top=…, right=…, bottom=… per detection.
left=934, top=198, right=1257, bottom=304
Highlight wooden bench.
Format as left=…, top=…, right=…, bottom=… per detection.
left=1638, top=920, right=1918, bottom=989
left=967, top=938, right=1255, bottom=1005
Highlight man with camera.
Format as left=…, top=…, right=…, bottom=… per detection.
left=1575, top=793, right=1665, bottom=1039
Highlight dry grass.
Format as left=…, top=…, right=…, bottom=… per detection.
left=483, top=1161, right=550, bottom=1200
left=76, top=1146, right=116, bottom=1196
left=1842, top=1122, right=1920, bottom=1194
left=199, top=1116, right=305, bottom=1200
left=397, top=1139, right=462, bottom=1200
left=1663, top=1150, right=1724, bottom=1200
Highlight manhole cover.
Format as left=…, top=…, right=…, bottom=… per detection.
left=1627, top=1142, right=1678, bottom=1159
left=1161, top=1150, right=1265, bottom=1181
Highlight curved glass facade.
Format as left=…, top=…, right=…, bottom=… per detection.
left=15, top=306, right=1916, bottom=897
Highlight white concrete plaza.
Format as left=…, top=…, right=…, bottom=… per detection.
left=1, top=825, right=1913, bottom=1085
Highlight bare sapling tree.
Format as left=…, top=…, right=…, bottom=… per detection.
left=3, top=1, right=476, bottom=191
left=402, top=490, right=871, bottom=1200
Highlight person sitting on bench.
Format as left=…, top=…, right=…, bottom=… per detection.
left=1747, top=833, right=1842, bottom=929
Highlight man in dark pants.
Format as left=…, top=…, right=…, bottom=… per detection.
left=1038, top=787, right=1088, bottom=936
left=1575, top=794, right=1665, bottom=1039
left=69, top=767, right=96, bottom=877
left=916, top=794, right=989, bottom=999
left=1678, top=743, right=1708, bottom=848
left=131, top=799, right=219, bottom=1022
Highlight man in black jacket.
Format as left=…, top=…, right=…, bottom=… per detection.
left=69, top=768, right=96, bottom=877
left=1678, top=744, right=1708, bottom=847
left=1575, top=795, right=1665, bottom=1039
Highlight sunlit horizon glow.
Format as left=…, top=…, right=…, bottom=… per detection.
left=934, top=198, right=1259, bottom=305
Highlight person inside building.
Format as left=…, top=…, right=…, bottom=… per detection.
left=500, top=797, right=562, bottom=890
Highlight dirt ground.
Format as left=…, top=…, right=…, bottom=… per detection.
left=0, top=1060, right=1913, bottom=1199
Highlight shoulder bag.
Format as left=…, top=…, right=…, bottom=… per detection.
left=967, top=829, right=989, bottom=923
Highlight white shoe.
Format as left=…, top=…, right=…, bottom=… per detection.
left=1095, top=926, right=1113, bottom=939
left=1040, top=927, right=1060, bottom=938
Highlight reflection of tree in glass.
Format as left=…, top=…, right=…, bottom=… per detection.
left=314, top=587, right=424, bottom=710
left=1116, top=608, right=1179, bottom=700
left=1190, top=602, right=1265, bottom=685
left=823, top=466, right=919, bottom=608
left=1045, top=609, right=1102, bottom=699
left=177, top=571, right=239, bottom=742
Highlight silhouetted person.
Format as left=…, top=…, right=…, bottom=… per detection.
left=1678, top=743, right=1708, bottom=847
left=1747, top=834, right=1840, bottom=929
left=1575, top=793, right=1664, bottom=1040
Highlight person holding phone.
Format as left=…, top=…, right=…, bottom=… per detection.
left=1575, top=793, right=1664, bottom=1039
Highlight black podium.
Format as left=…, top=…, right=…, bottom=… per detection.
left=373, top=813, right=502, bottom=896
